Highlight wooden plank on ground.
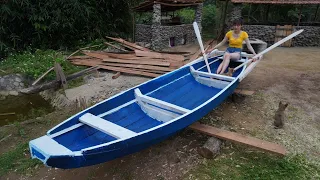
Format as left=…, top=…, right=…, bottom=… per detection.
left=106, top=36, right=150, bottom=51
left=83, top=52, right=109, bottom=59
left=101, top=62, right=174, bottom=72
left=67, top=55, right=92, bottom=60
left=102, top=58, right=170, bottom=67
left=234, top=89, right=255, bottom=96
left=70, top=60, right=159, bottom=78
left=135, top=50, right=184, bottom=61
left=189, top=123, right=287, bottom=156
left=99, top=65, right=159, bottom=78
left=104, top=42, right=128, bottom=52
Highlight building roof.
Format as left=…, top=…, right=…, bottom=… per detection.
left=133, top=0, right=203, bottom=12
left=231, top=0, right=320, bottom=4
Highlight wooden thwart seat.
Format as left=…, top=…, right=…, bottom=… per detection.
left=190, top=66, right=233, bottom=89
left=79, top=113, right=137, bottom=139
left=134, top=88, right=191, bottom=122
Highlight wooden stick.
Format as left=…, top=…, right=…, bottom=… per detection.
left=190, top=123, right=286, bottom=156
left=19, top=66, right=100, bottom=94
left=0, top=112, right=15, bottom=116
left=66, top=44, right=103, bottom=60
left=234, top=29, right=304, bottom=72
left=0, top=134, right=12, bottom=143
left=104, top=42, right=128, bottom=52
left=193, top=22, right=211, bottom=73
left=112, top=72, right=121, bottom=79
left=32, top=67, right=54, bottom=86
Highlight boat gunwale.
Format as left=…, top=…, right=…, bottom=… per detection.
left=46, top=54, right=247, bottom=155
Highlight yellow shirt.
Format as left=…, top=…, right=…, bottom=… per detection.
left=226, top=30, right=248, bottom=49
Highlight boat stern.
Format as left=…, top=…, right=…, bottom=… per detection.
left=29, top=135, right=74, bottom=166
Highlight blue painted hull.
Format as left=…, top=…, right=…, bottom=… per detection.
left=29, top=56, right=245, bottom=169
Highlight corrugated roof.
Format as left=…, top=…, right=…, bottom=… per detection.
left=133, top=0, right=203, bottom=12
left=231, top=0, right=320, bottom=4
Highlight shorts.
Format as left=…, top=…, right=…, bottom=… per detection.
left=226, top=47, right=241, bottom=53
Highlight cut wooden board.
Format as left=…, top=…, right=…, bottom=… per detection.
left=190, top=123, right=286, bottom=156
left=135, top=50, right=184, bottom=61
left=106, top=37, right=150, bottom=51
left=104, top=42, right=128, bottom=52
left=234, top=89, right=255, bottom=96
left=102, top=58, right=170, bottom=67
left=112, top=72, right=121, bottom=79
left=70, top=60, right=159, bottom=78
left=68, top=55, right=92, bottom=60
left=83, top=52, right=109, bottom=59
left=101, top=62, right=174, bottom=72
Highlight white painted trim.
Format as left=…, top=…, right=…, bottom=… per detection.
left=97, top=100, right=136, bottom=118
left=49, top=123, right=84, bottom=138
left=140, top=103, right=180, bottom=122
left=190, top=66, right=235, bottom=82
left=194, top=76, right=230, bottom=89
left=134, top=89, right=190, bottom=114
left=79, top=62, right=247, bottom=153
left=79, top=113, right=137, bottom=139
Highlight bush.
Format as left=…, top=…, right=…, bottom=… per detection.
left=0, top=0, right=133, bottom=57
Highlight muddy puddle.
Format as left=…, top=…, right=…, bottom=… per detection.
left=0, top=94, right=54, bottom=126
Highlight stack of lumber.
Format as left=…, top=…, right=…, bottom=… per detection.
left=68, top=37, right=189, bottom=78
left=68, top=37, right=214, bottom=78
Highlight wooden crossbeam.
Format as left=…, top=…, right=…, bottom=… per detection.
left=190, top=123, right=286, bottom=156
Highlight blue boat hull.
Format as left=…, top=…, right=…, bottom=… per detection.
left=29, top=56, right=244, bottom=169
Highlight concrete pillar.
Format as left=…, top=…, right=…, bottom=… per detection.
left=151, top=3, right=161, bottom=50
left=195, top=3, right=203, bottom=32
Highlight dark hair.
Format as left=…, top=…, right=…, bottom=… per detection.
left=233, top=18, right=243, bottom=26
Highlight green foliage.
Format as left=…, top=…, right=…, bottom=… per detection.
left=176, top=8, right=195, bottom=24
left=0, top=49, right=84, bottom=80
left=186, top=146, right=320, bottom=180
left=0, top=143, right=41, bottom=176
left=202, top=4, right=217, bottom=31
left=0, top=0, right=133, bottom=57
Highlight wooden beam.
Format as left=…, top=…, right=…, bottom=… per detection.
left=102, top=62, right=174, bottom=72
left=104, top=42, right=128, bottom=52
left=102, top=58, right=170, bottom=67
left=297, top=5, right=303, bottom=26
left=105, top=36, right=150, bottom=51
left=189, top=123, right=287, bottom=156
left=314, top=4, right=319, bottom=21
left=135, top=50, right=185, bottom=61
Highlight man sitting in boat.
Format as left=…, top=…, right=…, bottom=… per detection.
left=207, top=18, right=258, bottom=75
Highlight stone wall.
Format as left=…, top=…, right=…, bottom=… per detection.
left=242, top=25, right=320, bottom=47
left=135, top=24, right=196, bottom=50
left=0, top=74, right=26, bottom=96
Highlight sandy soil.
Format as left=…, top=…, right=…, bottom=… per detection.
left=2, top=46, right=320, bottom=180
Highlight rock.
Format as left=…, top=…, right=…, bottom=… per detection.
left=14, top=82, right=19, bottom=86
left=197, top=137, right=222, bottom=159
left=9, top=90, right=19, bottom=96
left=15, top=77, right=22, bottom=82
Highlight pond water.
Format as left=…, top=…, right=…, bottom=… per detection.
left=0, top=94, right=54, bottom=126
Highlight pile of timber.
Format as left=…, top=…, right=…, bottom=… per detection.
left=68, top=37, right=213, bottom=78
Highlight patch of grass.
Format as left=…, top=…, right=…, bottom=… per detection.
left=0, top=143, right=42, bottom=176
left=0, top=49, right=84, bottom=80
left=186, top=145, right=320, bottom=180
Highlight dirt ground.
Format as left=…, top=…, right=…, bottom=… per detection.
left=1, top=45, right=320, bottom=180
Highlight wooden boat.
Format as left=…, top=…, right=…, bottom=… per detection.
left=29, top=50, right=254, bottom=169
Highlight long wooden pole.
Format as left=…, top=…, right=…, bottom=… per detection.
left=193, top=22, right=211, bottom=73
left=234, top=29, right=304, bottom=72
